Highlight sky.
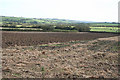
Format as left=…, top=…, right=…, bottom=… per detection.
left=0, top=0, right=119, bottom=22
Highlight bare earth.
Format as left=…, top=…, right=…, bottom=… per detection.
left=2, top=31, right=118, bottom=48
left=2, top=32, right=120, bottom=78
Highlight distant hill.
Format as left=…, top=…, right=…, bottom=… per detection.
left=0, top=16, right=119, bottom=33
left=1, top=16, right=100, bottom=25
left=1, top=16, right=92, bottom=32
left=1, top=16, right=118, bottom=24
left=1, top=16, right=82, bottom=24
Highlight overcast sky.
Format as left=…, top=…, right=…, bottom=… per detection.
left=0, top=0, right=119, bottom=22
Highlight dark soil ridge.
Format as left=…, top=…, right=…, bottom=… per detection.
left=2, top=31, right=119, bottom=48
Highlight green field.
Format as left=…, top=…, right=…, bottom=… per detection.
left=90, top=27, right=120, bottom=33
left=90, top=23, right=118, bottom=26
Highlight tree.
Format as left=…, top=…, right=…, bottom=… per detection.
left=41, top=25, right=54, bottom=31
left=75, top=23, right=90, bottom=32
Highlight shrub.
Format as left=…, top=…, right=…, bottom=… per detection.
left=75, top=23, right=90, bottom=32
left=41, top=25, right=55, bottom=31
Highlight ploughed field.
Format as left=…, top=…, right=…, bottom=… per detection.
left=2, top=31, right=119, bottom=48
left=2, top=31, right=120, bottom=78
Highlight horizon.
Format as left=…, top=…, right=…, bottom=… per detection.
left=0, top=0, right=119, bottom=22
left=1, top=15, right=118, bottom=23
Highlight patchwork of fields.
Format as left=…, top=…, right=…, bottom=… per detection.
left=1, top=16, right=120, bottom=78
left=89, top=23, right=119, bottom=33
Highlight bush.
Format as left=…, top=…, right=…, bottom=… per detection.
left=41, top=25, right=55, bottom=31
left=75, top=23, right=90, bottom=32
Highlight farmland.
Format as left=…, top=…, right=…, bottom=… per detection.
left=89, top=23, right=120, bottom=33
left=1, top=16, right=119, bottom=33
left=90, top=23, right=118, bottom=26
left=1, top=16, right=120, bottom=78
left=2, top=31, right=119, bottom=48
left=2, top=31, right=120, bottom=78
left=90, top=27, right=120, bottom=33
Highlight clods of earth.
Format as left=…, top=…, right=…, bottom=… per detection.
left=2, top=35, right=120, bottom=78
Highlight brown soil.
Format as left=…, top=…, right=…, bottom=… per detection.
left=2, top=32, right=120, bottom=78
left=2, top=31, right=119, bottom=48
